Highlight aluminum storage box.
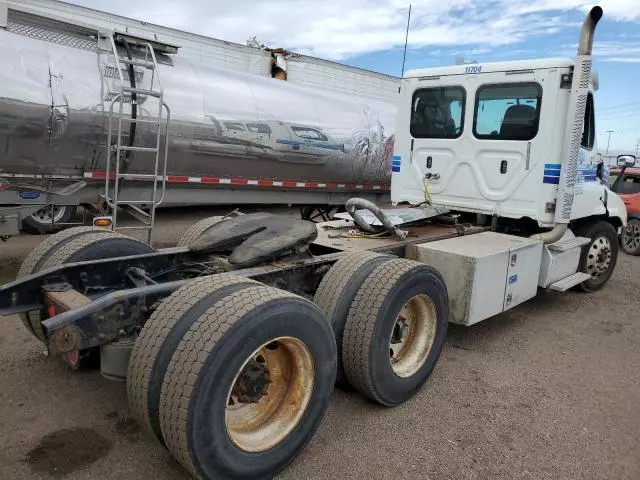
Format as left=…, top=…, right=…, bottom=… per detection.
left=410, top=232, right=543, bottom=325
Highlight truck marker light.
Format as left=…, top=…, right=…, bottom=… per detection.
left=94, top=217, right=113, bottom=228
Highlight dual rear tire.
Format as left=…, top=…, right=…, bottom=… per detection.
left=127, top=275, right=337, bottom=480
left=126, top=253, right=448, bottom=479
left=16, top=227, right=153, bottom=343
left=314, top=252, right=449, bottom=406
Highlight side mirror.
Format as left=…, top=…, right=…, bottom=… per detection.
left=617, top=155, right=636, bottom=167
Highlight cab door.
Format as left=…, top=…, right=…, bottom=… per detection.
left=410, top=73, right=545, bottom=217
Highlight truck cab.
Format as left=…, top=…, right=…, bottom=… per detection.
left=391, top=58, right=626, bottom=232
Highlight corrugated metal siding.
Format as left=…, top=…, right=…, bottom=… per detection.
left=6, top=0, right=272, bottom=76
left=6, top=0, right=400, bottom=102
left=287, top=57, right=399, bottom=103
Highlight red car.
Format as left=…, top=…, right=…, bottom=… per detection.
left=610, top=165, right=640, bottom=255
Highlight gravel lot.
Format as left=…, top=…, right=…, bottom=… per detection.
left=0, top=207, right=638, bottom=480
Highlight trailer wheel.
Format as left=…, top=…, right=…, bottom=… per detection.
left=127, top=274, right=260, bottom=445
left=342, top=259, right=448, bottom=406
left=621, top=219, right=640, bottom=256
left=21, top=205, right=76, bottom=234
left=574, top=220, right=619, bottom=292
left=177, top=215, right=225, bottom=247
left=314, top=251, right=392, bottom=386
left=159, top=285, right=336, bottom=480
left=16, top=226, right=113, bottom=340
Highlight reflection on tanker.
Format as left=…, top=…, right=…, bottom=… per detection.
left=0, top=26, right=397, bottom=185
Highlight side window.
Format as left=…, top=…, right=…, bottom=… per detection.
left=473, top=83, right=542, bottom=140
left=246, top=123, right=272, bottom=134
left=581, top=93, right=595, bottom=150
left=291, top=127, right=328, bottom=141
left=410, top=86, right=465, bottom=139
left=224, top=121, right=245, bottom=131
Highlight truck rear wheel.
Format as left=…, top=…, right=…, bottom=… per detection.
left=621, top=218, right=640, bottom=256
left=342, top=259, right=448, bottom=406
left=159, top=285, right=336, bottom=480
left=313, top=251, right=392, bottom=386
left=39, top=232, right=153, bottom=270
left=127, top=274, right=260, bottom=445
left=33, top=232, right=153, bottom=348
left=177, top=215, right=225, bottom=247
left=16, top=226, right=113, bottom=340
left=574, top=220, right=619, bottom=292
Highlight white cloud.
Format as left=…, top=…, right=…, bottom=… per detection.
left=560, top=39, right=640, bottom=61
left=66, top=0, right=640, bottom=60
left=604, top=57, right=640, bottom=62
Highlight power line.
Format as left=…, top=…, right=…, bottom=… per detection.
left=597, top=111, right=640, bottom=119
left=597, top=101, right=640, bottom=112
left=598, top=107, right=640, bottom=118
left=598, top=128, right=640, bottom=135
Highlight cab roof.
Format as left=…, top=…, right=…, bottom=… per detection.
left=404, top=58, right=575, bottom=79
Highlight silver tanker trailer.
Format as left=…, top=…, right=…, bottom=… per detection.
left=0, top=0, right=398, bottom=238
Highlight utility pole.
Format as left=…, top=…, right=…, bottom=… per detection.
left=605, top=130, right=614, bottom=155
left=635, top=137, right=639, bottom=157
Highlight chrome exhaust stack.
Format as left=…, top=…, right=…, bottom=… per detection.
left=532, top=6, right=603, bottom=244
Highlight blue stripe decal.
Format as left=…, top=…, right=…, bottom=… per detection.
left=392, top=167, right=401, bottom=173
left=543, top=176, right=560, bottom=185
left=544, top=169, right=560, bottom=177
left=392, top=155, right=401, bottom=161
left=544, top=163, right=561, bottom=170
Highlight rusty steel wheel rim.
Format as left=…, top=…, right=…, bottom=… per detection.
left=225, top=336, right=315, bottom=452
left=388, top=294, right=437, bottom=378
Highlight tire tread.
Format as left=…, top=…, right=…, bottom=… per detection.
left=314, top=251, right=390, bottom=384
left=177, top=216, right=225, bottom=247
left=342, top=259, right=428, bottom=403
left=127, top=274, right=259, bottom=443
left=159, top=285, right=299, bottom=478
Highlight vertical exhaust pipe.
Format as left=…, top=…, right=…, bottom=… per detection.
left=533, top=6, right=603, bottom=244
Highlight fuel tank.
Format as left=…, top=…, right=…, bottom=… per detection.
left=0, top=20, right=397, bottom=187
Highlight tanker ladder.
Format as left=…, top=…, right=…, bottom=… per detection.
left=103, top=32, right=171, bottom=245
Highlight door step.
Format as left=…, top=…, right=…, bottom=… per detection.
left=548, top=236, right=590, bottom=252
left=549, top=272, right=592, bottom=292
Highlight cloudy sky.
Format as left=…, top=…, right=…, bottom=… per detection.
left=67, top=0, right=640, bottom=151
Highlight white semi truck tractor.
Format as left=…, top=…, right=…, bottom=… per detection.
left=0, top=5, right=631, bottom=480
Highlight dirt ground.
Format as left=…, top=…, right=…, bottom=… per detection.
left=0, top=208, right=638, bottom=480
